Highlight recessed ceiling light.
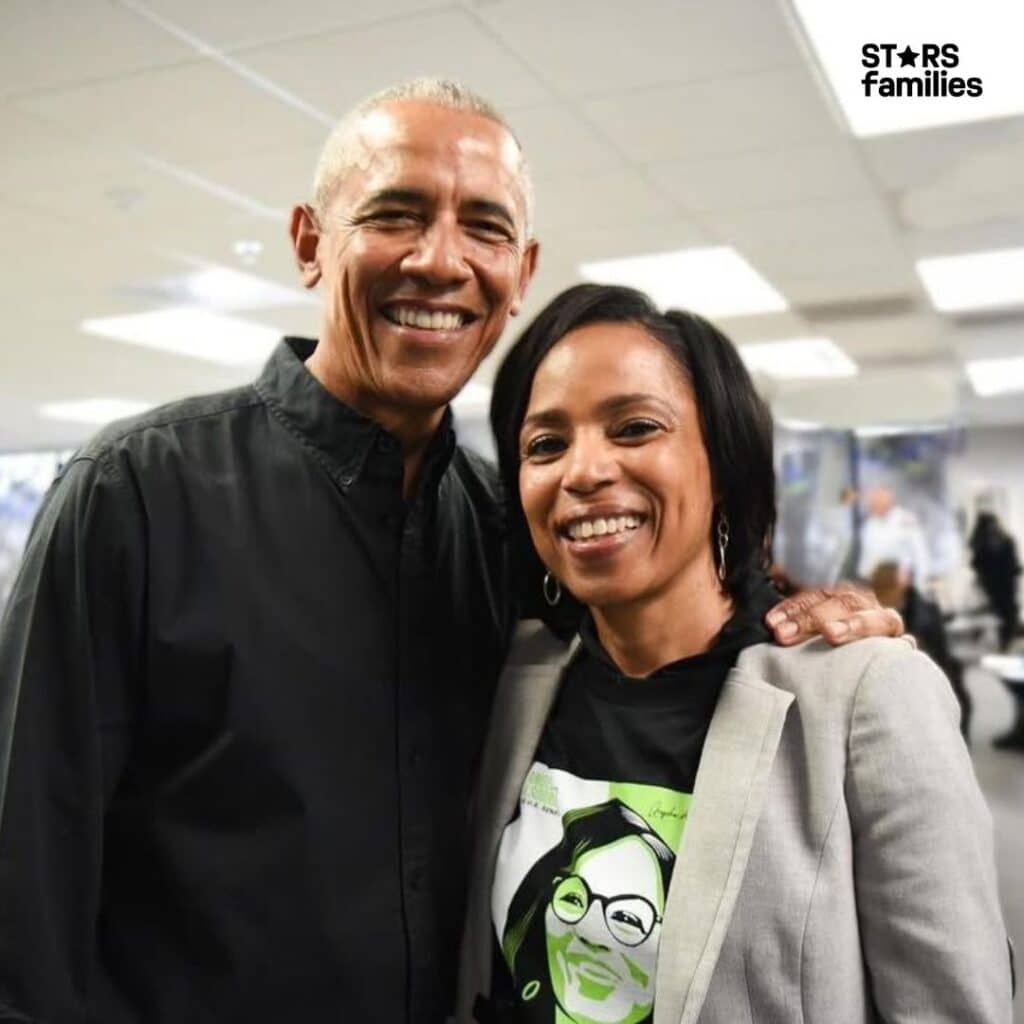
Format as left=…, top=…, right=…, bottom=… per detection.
left=776, top=418, right=827, bottom=432
left=39, top=398, right=153, bottom=425
left=739, top=337, right=858, bottom=379
left=233, top=240, right=264, bottom=265
left=579, top=247, right=787, bottom=318
left=917, top=248, right=1024, bottom=312
left=791, top=0, right=1024, bottom=136
left=81, top=308, right=281, bottom=366
left=137, top=265, right=311, bottom=312
left=854, top=423, right=952, bottom=437
left=965, top=355, right=1024, bottom=396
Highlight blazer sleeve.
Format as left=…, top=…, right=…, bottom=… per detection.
left=846, top=645, right=1013, bottom=1023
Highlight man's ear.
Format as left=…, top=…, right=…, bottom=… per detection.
left=290, top=204, right=322, bottom=289
left=509, top=239, right=540, bottom=317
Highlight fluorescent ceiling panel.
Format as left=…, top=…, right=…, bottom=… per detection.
left=39, top=398, right=152, bottom=425
left=579, top=247, right=787, bottom=318
left=965, top=356, right=1024, bottom=396
left=792, top=0, right=1024, bottom=135
left=131, top=265, right=313, bottom=312
left=81, top=308, right=281, bottom=366
left=740, top=337, right=858, bottom=379
left=917, top=247, right=1024, bottom=312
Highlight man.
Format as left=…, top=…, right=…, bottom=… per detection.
left=857, top=484, right=931, bottom=585
left=0, top=79, right=900, bottom=1023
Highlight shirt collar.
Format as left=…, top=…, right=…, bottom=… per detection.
left=253, top=336, right=456, bottom=493
left=576, top=574, right=778, bottom=681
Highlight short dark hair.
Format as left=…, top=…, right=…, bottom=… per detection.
left=490, top=282, right=776, bottom=620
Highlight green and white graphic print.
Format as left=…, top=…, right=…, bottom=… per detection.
left=492, top=762, right=691, bottom=1024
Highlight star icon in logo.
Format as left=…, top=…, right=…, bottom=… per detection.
left=898, top=45, right=918, bottom=67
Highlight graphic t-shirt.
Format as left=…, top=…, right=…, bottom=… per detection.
left=489, top=585, right=776, bottom=1024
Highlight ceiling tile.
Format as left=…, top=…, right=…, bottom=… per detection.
left=713, top=197, right=900, bottom=250
left=508, top=104, right=623, bottom=182
left=237, top=9, right=551, bottom=117
left=192, top=145, right=322, bottom=214
left=0, top=0, right=193, bottom=98
left=534, top=168, right=669, bottom=232
left=14, top=59, right=326, bottom=165
left=582, top=68, right=842, bottom=164
left=480, top=0, right=801, bottom=97
left=648, top=141, right=874, bottom=214
left=862, top=115, right=1024, bottom=192
left=141, top=0, right=451, bottom=50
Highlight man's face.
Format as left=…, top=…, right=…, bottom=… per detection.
left=296, top=101, right=538, bottom=422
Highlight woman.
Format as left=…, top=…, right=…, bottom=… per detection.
left=457, top=285, right=1011, bottom=1023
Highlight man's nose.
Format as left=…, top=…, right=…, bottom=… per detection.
left=562, top=434, right=617, bottom=496
left=400, top=215, right=472, bottom=286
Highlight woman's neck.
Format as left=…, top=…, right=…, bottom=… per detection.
left=591, top=558, right=734, bottom=678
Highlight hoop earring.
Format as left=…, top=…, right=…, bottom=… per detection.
left=716, top=512, right=730, bottom=583
left=543, top=571, right=562, bottom=606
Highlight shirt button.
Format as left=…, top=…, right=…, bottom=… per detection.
left=409, top=748, right=422, bottom=768
left=409, top=869, right=423, bottom=892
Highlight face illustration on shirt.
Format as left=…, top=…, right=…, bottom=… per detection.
left=545, top=836, right=665, bottom=1024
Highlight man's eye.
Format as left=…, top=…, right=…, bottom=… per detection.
left=616, top=419, right=660, bottom=440
left=370, top=209, right=419, bottom=225
left=467, top=220, right=512, bottom=241
left=523, top=435, right=565, bottom=459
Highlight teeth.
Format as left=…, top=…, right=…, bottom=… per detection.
left=566, top=515, right=642, bottom=541
left=389, top=306, right=465, bottom=330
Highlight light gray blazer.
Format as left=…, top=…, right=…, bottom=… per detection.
left=457, top=624, right=1013, bottom=1023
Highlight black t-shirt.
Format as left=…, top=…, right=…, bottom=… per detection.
left=487, top=578, right=778, bottom=1023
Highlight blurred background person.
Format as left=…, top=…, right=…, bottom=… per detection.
left=858, top=484, right=931, bottom=586
left=871, top=560, right=970, bottom=741
left=970, top=511, right=1022, bottom=652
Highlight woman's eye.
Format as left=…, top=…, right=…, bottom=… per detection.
left=616, top=419, right=660, bottom=440
left=523, top=435, right=566, bottom=459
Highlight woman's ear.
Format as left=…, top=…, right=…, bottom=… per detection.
left=290, top=204, right=322, bottom=288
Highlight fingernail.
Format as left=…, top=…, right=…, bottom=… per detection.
left=765, top=609, right=785, bottom=627
left=777, top=621, right=798, bottom=639
left=828, top=622, right=849, bottom=638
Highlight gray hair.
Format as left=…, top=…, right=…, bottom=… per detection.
left=311, top=77, right=534, bottom=237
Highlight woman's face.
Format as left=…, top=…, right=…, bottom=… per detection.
left=518, top=322, right=717, bottom=612
left=544, top=836, right=665, bottom=1024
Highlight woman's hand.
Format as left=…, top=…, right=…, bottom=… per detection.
left=765, top=584, right=905, bottom=646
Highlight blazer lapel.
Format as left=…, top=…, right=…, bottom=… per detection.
left=654, top=664, right=794, bottom=1024
left=457, top=621, right=578, bottom=1021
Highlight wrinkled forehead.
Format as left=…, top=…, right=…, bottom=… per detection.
left=342, top=102, right=528, bottom=217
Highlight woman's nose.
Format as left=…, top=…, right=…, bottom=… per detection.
left=562, top=434, right=617, bottom=495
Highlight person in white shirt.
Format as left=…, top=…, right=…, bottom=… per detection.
left=857, top=485, right=931, bottom=584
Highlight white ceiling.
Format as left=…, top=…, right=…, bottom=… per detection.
left=2, top=0, right=1023, bottom=450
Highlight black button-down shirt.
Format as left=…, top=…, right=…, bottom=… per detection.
left=0, top=338, right=510, bottom=1023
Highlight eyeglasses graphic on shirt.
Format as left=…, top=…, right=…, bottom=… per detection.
left=549, top=874, right=662, bottom=947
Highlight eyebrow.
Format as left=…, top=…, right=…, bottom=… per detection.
left=354, top=189, right=516, bottom=231
left=355, top=188, right=429, bottom=213
left=520, top=393, right=673, bottom=433
left=461, top=198, right=516, bottom=231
